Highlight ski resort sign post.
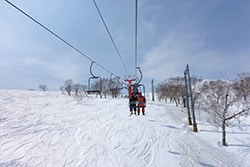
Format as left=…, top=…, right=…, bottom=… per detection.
left=184, top=64, right=198, bottom=132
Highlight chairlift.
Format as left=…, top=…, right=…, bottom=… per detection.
left=109, top=74, right=123, bottom=98
left=124, top=67, right=146, bottom=97
left=132, top=83, right=145, bottom=96
left=124, top=75, right=136, bottom=98
left=133, top=67, right=145, bottom=96
left=87, top=62, right=102, bottom=97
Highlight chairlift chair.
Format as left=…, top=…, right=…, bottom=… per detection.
left=87, top=62, right=102, bottom=97
left=132, top=83, right=145, bottom=96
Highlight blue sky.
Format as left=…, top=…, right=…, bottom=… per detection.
left=1, top=0, right=250, bottom=90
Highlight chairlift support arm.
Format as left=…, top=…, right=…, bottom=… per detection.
left=136, top=67, right=143, bottom=84
left=90, top=61, right=98, bottom=78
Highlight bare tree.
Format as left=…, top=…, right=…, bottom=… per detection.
left=72, top=84, right=86, bottom=96
left=90, top=77, right=123, bottom=98
left=155, top=82, right=168, bottom=102
left=200, top=79, right=250, bottom=146
left=65, top=79, right=73, bottom=96
left=190, top=75, right=203, bottom=104
left=101, top=78, right=109, bottom=98
left=156, top=76, right=202, bottom=107
left=156, top=77, right=185, bottom=106
left=39, top=84, right=48, bottom=91
left=233, top=72, right=250, bottom=101
left=73, top=84, right=88, bottom=104
left=109, top=76, right=123, bottom=98
left=59, top=86, right=65, bottom=94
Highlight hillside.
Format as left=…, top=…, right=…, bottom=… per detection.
left=0, top=90, right=249, bottom=167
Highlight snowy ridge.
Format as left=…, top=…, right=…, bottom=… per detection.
left=0, top=90, right=249, bottom=167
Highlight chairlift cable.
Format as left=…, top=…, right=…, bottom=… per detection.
left=92, top=0, right=130, bottom=75
left=135, top=0, right=138, bottom=76
left=5, top=0, right=115, bottom=76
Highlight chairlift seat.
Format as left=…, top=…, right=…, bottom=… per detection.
left=87, top=90, right=101, bottom=94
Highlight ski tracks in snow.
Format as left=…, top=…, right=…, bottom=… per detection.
left=0, top=90, right=243, bottom=166
left=60, top=96, right=167, bottom=167
left=144, top=102, right=238, bottom=167
left=0, top=90, right=82, bottom=166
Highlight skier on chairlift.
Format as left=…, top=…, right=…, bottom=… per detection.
left=137, top=92, right=146, bottom=115
left=129, top=93, right=137, bottom=116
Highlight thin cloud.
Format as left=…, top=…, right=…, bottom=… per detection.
left=142, top=31, right=204, bottom=80
left=1, top=0, right=250, bottom=90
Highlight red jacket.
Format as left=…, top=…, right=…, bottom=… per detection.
left=137, top=95, right=146, bottom=107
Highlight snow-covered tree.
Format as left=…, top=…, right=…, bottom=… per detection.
left=200, top=79, right=250, bottom=146
left=156, top=76, right=202, bottom=107
left=65, top=79, right=73, bottom=96
left=39, top=84, right=48, bottom=91
left=155, top=77, right=185, bottom=106
left=109, top=76, right=123, bottom=98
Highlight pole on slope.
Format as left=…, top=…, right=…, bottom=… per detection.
left=184, top=70, right=192, bottom=125
left=151, top=79, right=155, bottom=101
left=184, top=64, right=198, bottom=132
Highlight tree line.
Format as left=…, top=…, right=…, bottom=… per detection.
left=60, top=76, right=124, bottom=98
left=155, top=75, right=202, bottom=107
left=155, top=72, right=250, bottom=146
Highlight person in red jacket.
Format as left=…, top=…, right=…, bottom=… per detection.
left=137, top=92, right=146, bottom=115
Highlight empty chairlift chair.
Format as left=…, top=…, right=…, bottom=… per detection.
left=87, top=62, right=102, bottom=97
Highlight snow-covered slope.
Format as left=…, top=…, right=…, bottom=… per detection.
left=0, top=90, right=249, bottom=167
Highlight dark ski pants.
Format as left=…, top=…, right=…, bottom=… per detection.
left=130, top=106, right=137, bottom=114
left=137, top=106, right=145, bottom=115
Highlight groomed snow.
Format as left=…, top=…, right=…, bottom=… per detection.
left=0, top=90, right=249, bottom=167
